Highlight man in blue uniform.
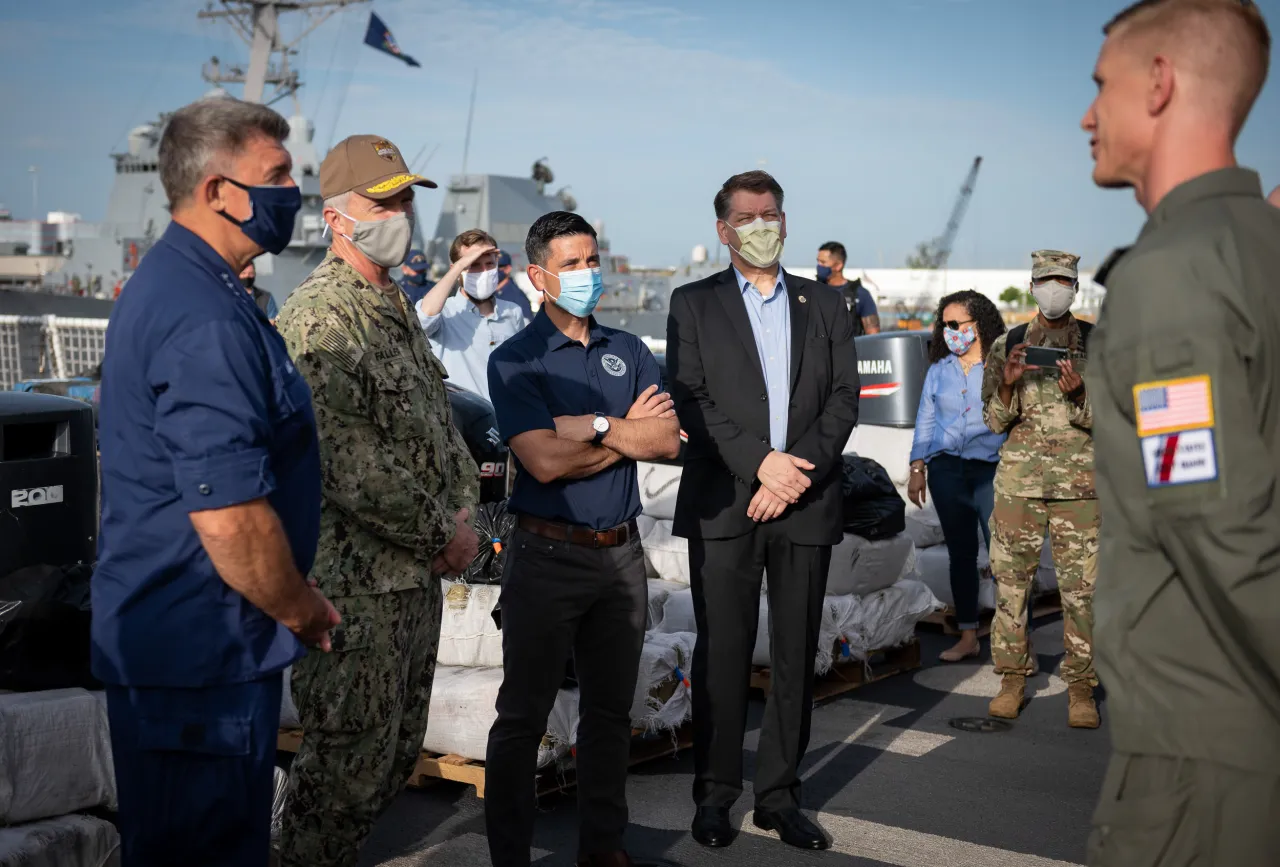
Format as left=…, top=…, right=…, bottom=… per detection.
left=485, top=211, right=681, bottom=867
left=94, top=96, right=340, bottom=866
left=397, top=248, right=435, bottom=307
left=494, top=249, right=535, bottom=322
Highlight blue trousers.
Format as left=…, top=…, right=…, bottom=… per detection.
left=105, top=673, right=283, bottom=867
left=925, top=454, right=997, bottom=629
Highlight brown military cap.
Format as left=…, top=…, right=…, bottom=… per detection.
left=320, top=134, right=437, bottom=200
left=1031, top=249, right=1080, bottom=281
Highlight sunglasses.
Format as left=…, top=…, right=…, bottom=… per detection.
left=943, top=318, right=975, bottom=330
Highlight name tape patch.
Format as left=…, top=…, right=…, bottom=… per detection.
left=1133, top=375, right=1213, bottom=436
left=1140, top=428, right=1218, bottom=487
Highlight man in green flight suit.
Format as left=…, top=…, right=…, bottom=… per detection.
left=1082, top=0, right=1280, bottom=864
left=981, top=249, right=1100, bottom=729
left=274, top=135, right=481, bottom=867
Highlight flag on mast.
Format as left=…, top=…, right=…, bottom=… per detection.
left=363, top=12, right=420, bottom=68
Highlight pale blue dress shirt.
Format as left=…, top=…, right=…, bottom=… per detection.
left=734, top=267, right=791, bottom=452
left=418, top=293, right=525, bottom=401
left=909, top=355, right=1007, bottom=463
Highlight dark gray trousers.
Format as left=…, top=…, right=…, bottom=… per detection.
left=484, top=527, right=648, bottom=866
left=688, top=522, right=832, bottom=813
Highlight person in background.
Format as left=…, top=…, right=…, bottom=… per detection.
left=415, top=229, right=525, bottom=401
left=669, top=172, right=860, bottom=852
left=495, top=249, right=534, bottom=322
left=1083, top=1, right=1280, bottom=863
left=485, top=211, right=680, bottom=867
left=93, top=96, right=338, bottom=867
left=239, top=259, right=280, bottom=323
left=397, top=248, right=435, bottom=307
left=908, top=290, right=1007, bottom=662
left=1268, top=184, right=1280, bottom=207
left=816, top=241, right=877, bottom=334
left=981, top=249, right=1099, bottom=729
left=275, top=134, right=480, bottom=867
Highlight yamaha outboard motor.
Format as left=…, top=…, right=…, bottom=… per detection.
left=853, top=331, right=932, bottom=427
left=445, top=382, right=511, bottom=503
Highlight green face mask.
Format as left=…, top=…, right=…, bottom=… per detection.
left=727, top=217, right=784, bottom=268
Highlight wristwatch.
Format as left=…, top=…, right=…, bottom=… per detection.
left=592, top=413, right=610, bottom=444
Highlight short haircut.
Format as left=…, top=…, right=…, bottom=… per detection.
left=1104, top=0, right=1271, bottom=136
left=713, top=170, right=785, bottom=220
left=819, top=241, right=847, bottom=264
left=158, top=97, right=291, bottom=209
left=450, top=228, right=497, bottom=263
left=524, top=211, right=597, bottom=268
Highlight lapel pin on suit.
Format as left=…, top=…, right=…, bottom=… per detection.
left=798, top=295, right=807, bottom=303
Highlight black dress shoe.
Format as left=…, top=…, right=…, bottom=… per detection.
left=752, top=807, right=831, bottom=850
left=691, top=806, right=734, bottom=847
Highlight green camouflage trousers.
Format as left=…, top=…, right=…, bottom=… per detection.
left=278, top=584, right=442, bottom=867
left=989, top=492, right=1099, bottom=685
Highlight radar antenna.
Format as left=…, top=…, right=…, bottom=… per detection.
left=532, top=159, right=554, bottom=195
left=198, top=0, right=370, bottom=108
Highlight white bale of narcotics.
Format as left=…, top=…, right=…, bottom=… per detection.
left=421, top=666, right=575, bottom=768
left=631, top=631, right=696, bottom=734
left=826, top=532, right=917, bottom=597
left=645, top=579, right=687, bottom=631
left=838, top=579, right=945, bottom=661
left=637, top=461, right=682, bottom=521
left=0, top=813, right=121, bottom=866
left=0, top=689, right=116, bottom=825
left=903, top=500, right=946, bottom=549
left=637, top=517, right=689, bottom=586
left=436, top=580, right=504, bottom=668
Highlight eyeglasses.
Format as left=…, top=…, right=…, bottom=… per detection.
left=943, top=318, right=975, bottom=330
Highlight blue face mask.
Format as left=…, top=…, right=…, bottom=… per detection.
left=403, top=271, right=428, bottom=286
left=816, top=264, right=832, bottom=283
left=218, top=178, right=302, bottom=255
left=539, top=265, right=604, bottom=318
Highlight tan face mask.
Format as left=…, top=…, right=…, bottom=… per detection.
left=727, top=217, right=784, bottom=268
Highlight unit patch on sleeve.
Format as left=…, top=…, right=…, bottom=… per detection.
left=1133, top=375, right=1213, bottom=436
left=1140, top=428, right=1218, bottom=487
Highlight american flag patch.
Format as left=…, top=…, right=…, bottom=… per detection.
left=1133, top=375, right=1213, bottom=436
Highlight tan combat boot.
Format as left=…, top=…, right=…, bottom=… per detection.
left=1068, top=683, right=1100, bottom=729
left=989, top=674, right=1026, bottom=719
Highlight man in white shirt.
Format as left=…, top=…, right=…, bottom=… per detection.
left=415, top=229, right=526, bottom=401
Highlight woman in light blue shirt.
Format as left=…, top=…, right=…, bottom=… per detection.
left=908, top=290, right=1008, bottom=662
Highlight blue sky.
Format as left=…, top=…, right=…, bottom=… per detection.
left=2, top=0, right=1278, bottom=270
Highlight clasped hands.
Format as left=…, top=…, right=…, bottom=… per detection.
left=749, top=449, right=815, bottom=523
left=432, top=507, right=480, bottom=578
left=551, top=384, right=676, bottom=442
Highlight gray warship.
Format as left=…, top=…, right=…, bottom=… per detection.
left=6, top=0, right=664, bottom=328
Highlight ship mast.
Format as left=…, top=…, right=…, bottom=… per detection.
left=198, top=0, right=370, bottom=107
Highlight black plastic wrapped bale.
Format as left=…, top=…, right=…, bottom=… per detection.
left=445, top=382, right=511, bottom=503
left=0, top=392, right=98, bottom=577
left=0, top=562, right=100, bottom=690
left=853, top=330, right=932, bottom=427
left=463, top=499, right=517, bottom=586
left=841, top=454, right=906, bottom=540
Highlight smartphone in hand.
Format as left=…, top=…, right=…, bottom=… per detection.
left=1024, top=345, right=1068, bottom=372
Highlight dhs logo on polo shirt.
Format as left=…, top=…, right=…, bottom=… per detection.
left=602, top=354, right=627, bottom=376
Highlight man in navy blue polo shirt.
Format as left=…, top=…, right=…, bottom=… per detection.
left=485, top=211, right=681, bottom=867
left=94, top=96, right=339, bottom=867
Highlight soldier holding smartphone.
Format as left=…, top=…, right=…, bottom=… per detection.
left=980, top=249, right=1100, bottom=729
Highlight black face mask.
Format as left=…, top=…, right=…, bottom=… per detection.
left=242, top=276, right=256, bottom=290
left=404, top=271, right=428, bottom=286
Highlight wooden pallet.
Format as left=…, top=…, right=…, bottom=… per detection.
left=277, top=722, right=693, bottom=800
left=749, top=639, right=922, bottom=703
left=918, top=590, right=1062, bottom=638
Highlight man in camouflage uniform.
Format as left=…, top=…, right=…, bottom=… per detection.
left=981, top=249, right=1100, bottom=728
left=275, top=134, right=480, bottom=867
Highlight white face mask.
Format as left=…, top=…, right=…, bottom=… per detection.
left=1032, top=280, right=1077, bottom=319
left=337, top=208, right=414, bottom=268
left=463, top=267, right=500, bottom=301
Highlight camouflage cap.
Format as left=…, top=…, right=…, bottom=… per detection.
left=320, top=134, right=437, bottom=201
left=1031, top=249, right=1080, bottom=281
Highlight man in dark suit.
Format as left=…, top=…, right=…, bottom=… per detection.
left=666, top=170, right=860, bottom=852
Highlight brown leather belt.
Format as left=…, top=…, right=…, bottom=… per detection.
left=518, top=515, right=637, bottom=548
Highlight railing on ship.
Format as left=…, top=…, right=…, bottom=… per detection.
left=0, top=315, right=109, bottom=390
